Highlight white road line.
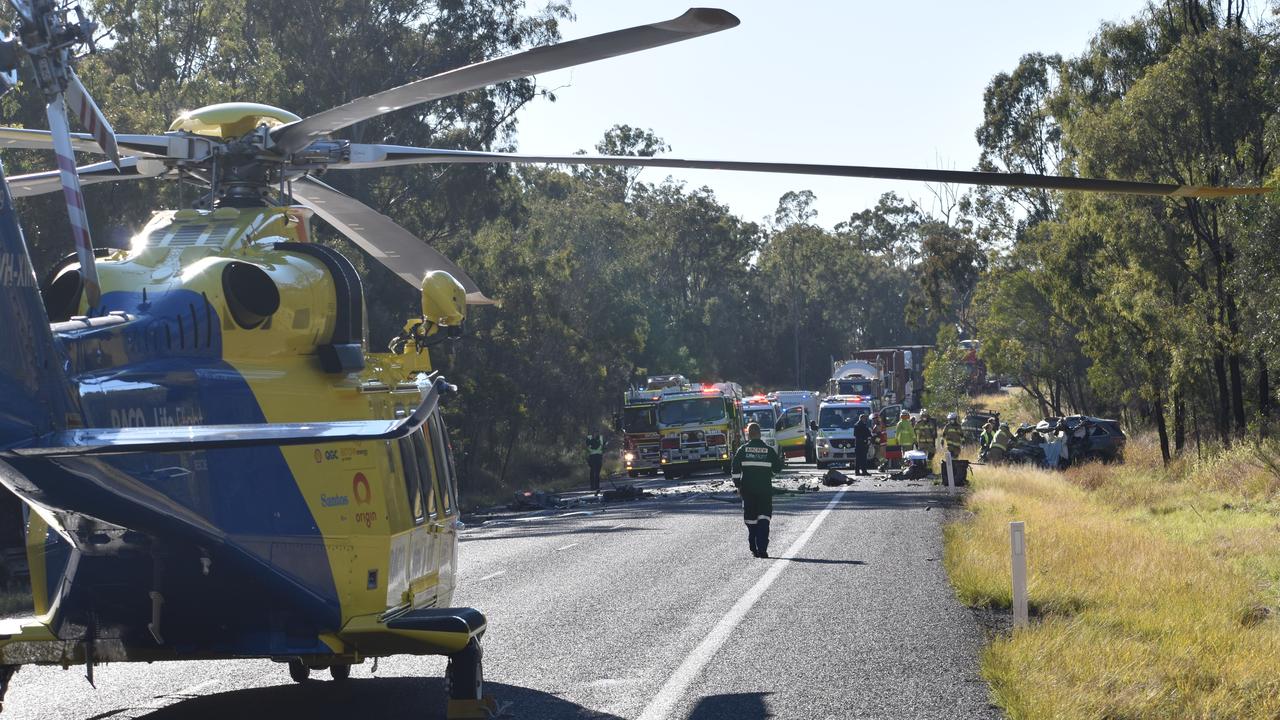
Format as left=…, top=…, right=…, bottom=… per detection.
left=555, top=543, right=580, bottom=551
left=636, top=486, right=850, bottom=720
left=478, top=570, right=507, bottom=582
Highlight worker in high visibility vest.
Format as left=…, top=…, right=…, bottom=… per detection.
left=942, top=413, right=964, bottom=458
left=884, top=412, right=902, bottom=469
left=586, top=433, right=604, bottom=496
left=988, top=422, right=1013, bottom=464
left=895, top=410, right=916, bottom=453
left=978, top=419, right=996, bottom=461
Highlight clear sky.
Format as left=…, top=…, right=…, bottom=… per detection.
left=511, top=0, right=1148, bottom=228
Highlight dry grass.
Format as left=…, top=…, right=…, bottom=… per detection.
left=946, top=439, right=1280, bottom=719
left=969, top=388, right=1041, bottom=426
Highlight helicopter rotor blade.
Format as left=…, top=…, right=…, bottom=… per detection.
left=332, top=145, right=1272, bottom=199
left=7, top=155, right=166, bottom=198
left=290, top=176, right=495, bottom=305
left=64, top=68, right=120, bottom=167
left=0, top=126, right=181, bottom=157
left=46, top=95, right=102, bottom=307
left=271, top=8, right=739, bottom=155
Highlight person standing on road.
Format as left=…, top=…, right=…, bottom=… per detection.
left=853, top=413, right=873, bottom=476
left=895, top=410, right=916, bottom=453
left=731, top=422, right=784, bottom=558
left=915, top=409, right=938, bottom=470
left=943, top=413, right=964, bottom=459
left=586, top=432, right=604, bottom=496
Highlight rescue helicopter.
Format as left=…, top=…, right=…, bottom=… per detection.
left=0, top=2, right=1267, bottom=718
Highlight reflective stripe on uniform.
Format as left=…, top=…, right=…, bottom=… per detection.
left=741, top=460, right=773, bottom=467
left=743, top=514, right=772, bottom=525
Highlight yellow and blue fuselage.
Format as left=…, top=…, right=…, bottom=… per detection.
left=0, top=203, right=476, bottom=666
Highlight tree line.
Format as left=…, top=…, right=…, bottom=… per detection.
left=2, top=0, right=1274, bottom=494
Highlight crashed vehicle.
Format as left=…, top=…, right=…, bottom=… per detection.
left=995, top=415, right=1126, bottom=468
left=962, top=410, right=999, bottom=443
left=1038, top=415, right=1127, bottom=464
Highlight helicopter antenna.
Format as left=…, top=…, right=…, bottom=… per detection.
left=2, top=0, right=119, bottom=309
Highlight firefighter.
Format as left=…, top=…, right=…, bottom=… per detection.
left=731, top=422, right=784, bottom=558
left=988, top=422, right=1013, bottom=464
left=943, top=412, right=964, bottom=459
left=915, top=409, right=938, bottom=468
left=586, top=432, right=605, bottom=496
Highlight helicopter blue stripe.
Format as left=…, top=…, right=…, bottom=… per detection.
left=34, top=289, right=343, bottom=639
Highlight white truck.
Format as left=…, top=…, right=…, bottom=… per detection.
left=825, top=359, right=883, bottom=400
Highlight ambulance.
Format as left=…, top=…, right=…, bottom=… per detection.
left=814, top=394, right=877, bottom=469
left=739, top=395, right=780, bottom=451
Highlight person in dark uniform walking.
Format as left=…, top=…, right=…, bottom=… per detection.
left=853, top=413, right=873, bottom=476
left=730, top=422, right=784, bottom=558
left=586, top=433, right=604, bottom=496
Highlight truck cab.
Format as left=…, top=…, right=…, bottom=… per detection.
left=619, top=389, right=663, bottom=477
left=656, top=385, right=742, bottom=479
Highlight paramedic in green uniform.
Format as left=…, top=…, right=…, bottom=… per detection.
left=731, top=422, right=785, bottom=558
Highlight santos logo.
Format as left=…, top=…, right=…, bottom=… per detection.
left=320, top=494, right=350, bottom=507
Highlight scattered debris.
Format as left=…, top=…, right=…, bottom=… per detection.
left=509, top=490, right=561, bottom=511
left=601, top=484, right=649, bottom=502
left=822, top=468, right=852, bottom=486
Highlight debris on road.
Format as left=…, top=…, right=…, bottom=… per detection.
left=822, top=468, right=852, bottom=486
left=510, top=490, right=562, bottom=511
left=601, top=484, right=649, bottom=502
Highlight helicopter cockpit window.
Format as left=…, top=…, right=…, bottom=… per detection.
left=427, top=415, right=458, bottom=515
left=397, top=432, right=436, bottom=523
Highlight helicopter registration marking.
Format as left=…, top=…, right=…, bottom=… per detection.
left=109, top=405, right=206, bottom=428
left=0, top=253, right=34, bottom=287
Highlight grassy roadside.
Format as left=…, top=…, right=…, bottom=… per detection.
left=945, top=435, right=1280, bottom=719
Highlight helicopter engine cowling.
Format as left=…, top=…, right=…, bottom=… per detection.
left=45, top=207, right=367, bottom=374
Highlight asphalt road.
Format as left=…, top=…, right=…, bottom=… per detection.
left=2, top=463, right=1000, bottom=719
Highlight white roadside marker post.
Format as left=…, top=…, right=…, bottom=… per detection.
left=1010, top=520, right=1028, bottom=627
left=944, top=449, right=955, bottom=494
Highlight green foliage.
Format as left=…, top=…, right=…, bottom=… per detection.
left=972, top=1, right=1280, bottom=462
left=923, top=326, right=970, bottom=415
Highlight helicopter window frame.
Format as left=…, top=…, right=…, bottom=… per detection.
left=411, top=429, right=438, bottom=521
left=397, top=432, right=437, bottom=525
left=427, top=415, right=458, bottom=516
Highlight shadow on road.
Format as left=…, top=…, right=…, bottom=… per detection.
left=459, top=485, right=948, bottom=543
left=785, top=558, right=866, bottom=565
left=688, top=691, right=774, bottom=719
left=132, top=677, right=621, bottom=720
